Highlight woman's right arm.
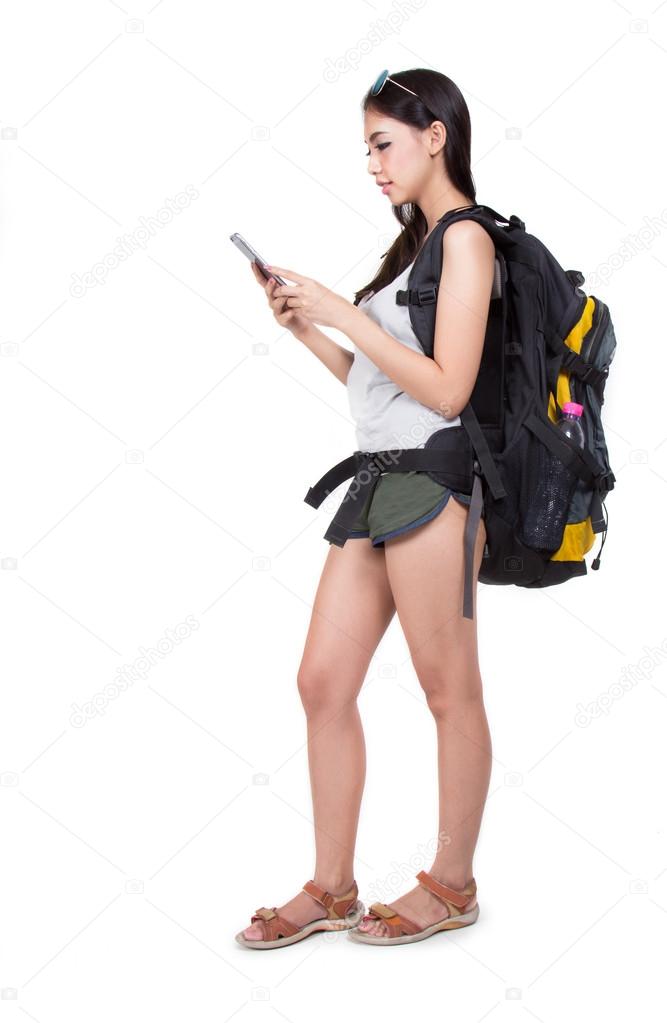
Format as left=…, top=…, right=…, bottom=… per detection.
left=292, top=321, right=354, bottom=386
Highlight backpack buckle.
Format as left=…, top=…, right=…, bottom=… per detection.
left=396, top=286, right=438, bottom=306
left=598, top=470, right=615, bottom=493
left=363, top=451, right=390, bottom=476
left=416, top=286, right=438, bottom=305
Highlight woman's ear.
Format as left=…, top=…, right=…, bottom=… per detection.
left=426, top=120, right=447, bottom=155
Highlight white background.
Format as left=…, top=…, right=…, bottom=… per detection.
left=1, top=0, right=665, bottom=1019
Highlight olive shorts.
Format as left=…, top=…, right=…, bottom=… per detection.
left=343, top=470, right=473, bottom=547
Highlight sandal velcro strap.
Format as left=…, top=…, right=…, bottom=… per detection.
left=302, top=881, right=333, bottom=907
left=252, top=907, right=277, bottom=920
left=250, top=906, right=302, bottom=941
left=415, top=870, right=476, bottom=914
left=366, top=902, right=422, bottom=937
left=302, top=879, right=358, bottom=918
left=368, top=902, right=400, bottom=920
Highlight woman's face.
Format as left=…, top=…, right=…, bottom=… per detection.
left=363, top=109, right=444, bottom=205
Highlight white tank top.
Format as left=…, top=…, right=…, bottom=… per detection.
left=347, top=260, right=461, bottom=453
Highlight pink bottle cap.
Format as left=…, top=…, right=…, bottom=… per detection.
left=562, top=401, right=583, bottom=416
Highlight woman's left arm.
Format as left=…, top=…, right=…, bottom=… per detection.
left=267, top=223, right=495, bottom=417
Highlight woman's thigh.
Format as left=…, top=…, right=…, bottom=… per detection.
left=297, top=538, right=396, bottom=709
left=382, top=496, right=487, bottom=698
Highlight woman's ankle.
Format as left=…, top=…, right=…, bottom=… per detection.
left=427, top=864, right=474, bottom=890
left=312, top=872, right=355, bottom=894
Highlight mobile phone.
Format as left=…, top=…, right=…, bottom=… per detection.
left=230, top=232, right=287, bottom=286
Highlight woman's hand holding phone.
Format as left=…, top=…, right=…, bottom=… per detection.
left=250, top=261, right=311, bottom=338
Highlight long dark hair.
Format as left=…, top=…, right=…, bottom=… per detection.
left=354, top=68, right=477, bottom=306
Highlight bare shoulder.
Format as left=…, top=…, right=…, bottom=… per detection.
left=442, top=217, right=495, bottom=261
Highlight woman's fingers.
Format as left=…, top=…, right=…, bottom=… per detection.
left=268, top=277, right=287, bottom=310
left=250, top=263, right=287, bottom=307
left=250, top=261, right=272, bottom=291
left=250, top=261, right=300, bottom=326
left=251, top=263, right=280, bottom=303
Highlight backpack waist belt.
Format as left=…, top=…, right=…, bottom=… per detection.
left=304, top=446, right=484, bottom=621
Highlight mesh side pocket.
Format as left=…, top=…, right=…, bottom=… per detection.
left=519, top=439, right=578, bottom=552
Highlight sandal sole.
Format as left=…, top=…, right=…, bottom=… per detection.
left=235, top=899, right=366, bottom=949
left=347, top=903, right=480, bottom=945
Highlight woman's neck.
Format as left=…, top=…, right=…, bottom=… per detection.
left=420, top=191, right=476, bottom=234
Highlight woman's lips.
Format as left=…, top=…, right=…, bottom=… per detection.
left=381, top=182, right=393, bottom=194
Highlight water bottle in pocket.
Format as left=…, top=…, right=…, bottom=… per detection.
left=520, top=402, right=585, bottom=552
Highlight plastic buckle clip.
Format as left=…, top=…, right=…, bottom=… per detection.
left=417, top=286, right=437, bottom=305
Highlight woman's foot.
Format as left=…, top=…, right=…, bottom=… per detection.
left=241, top=879, right=355, bottom=941
left=356, top=870, right=477, bottom=937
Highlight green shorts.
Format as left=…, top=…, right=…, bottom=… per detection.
left=344, top=470, right=474, bottom=547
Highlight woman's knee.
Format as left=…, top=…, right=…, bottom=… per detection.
left=413, top=657, right=484, bottom=718
left=296, top=660, right=362, bottom=717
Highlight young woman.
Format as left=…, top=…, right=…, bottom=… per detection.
left=236, top=68, right=496, bottom=948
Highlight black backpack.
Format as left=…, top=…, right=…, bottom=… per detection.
left=395, top=202, right=616, bottom=601
left=304, top=203, right=616, bottom=621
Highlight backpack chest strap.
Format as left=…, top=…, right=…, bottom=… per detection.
left=396, top=285, right=438, bottom=307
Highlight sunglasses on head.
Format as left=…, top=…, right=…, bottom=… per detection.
left=370, top=69, right=428, bottom=107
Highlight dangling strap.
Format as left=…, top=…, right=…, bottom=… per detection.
left=303, top=453, right=361, bottom=509
left=457, top=402, right=502, bottom=622
left=462, top=470, right=484, bottom=621
left=459, top=404, right=506, bottom=500
left=321, top=452, right=384, bottom=547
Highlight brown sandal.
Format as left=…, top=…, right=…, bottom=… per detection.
left=235, top=879, right=365, bottom=949
left=348, top=870, right=479, bottom=945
